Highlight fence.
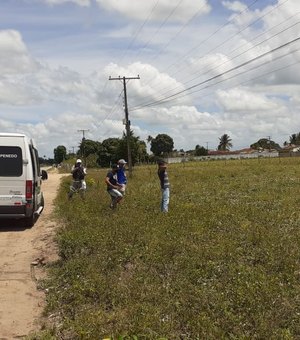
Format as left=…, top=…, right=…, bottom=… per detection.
left=166, top=151, right=279, bottom=164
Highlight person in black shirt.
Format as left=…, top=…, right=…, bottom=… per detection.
left=105, top=164, right=123, bottom=209
left=68, top=159, right=87, bottom=199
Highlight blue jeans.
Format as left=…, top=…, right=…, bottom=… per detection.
left=161, top=188, right=170, bottom=212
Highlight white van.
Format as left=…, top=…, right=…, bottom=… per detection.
left=0, top=133, right=47, bottom=227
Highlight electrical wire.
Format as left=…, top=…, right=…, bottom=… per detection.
left=145, top=18, right=300, bottom=100
left=99, top=89, right=124, bottom=124
left=130, top=36, right=300, bottom=111
left=116, top=0, right=160, bottom=65
left=138, top=0, right=290, bottom=98
left=133, top=0, right=185, bottom=61
left=156, top=48, right=300, bottom=105
left=140, top=1, right=210, bottom=66
left=154, top=0, right=261, bottom=76
left=99, top=1, right=160, bottom=112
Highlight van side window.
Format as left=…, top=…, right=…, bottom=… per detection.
left=0, top=146, right=23, bottom=177
left=29, top=145, right=38, bottom=178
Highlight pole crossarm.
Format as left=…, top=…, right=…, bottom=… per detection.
left=109, top=76, right=140, bottom=81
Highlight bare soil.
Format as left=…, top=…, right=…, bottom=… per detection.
left=0, top=169, right=64, bottom=339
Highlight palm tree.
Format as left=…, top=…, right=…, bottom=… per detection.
left=147, top=135, right=153, bottom=144
left=218, top=134, right=233, bottom=151
left=289, top=133, right=300, bottom=145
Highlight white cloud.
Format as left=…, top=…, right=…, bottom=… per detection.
left=41, top=0, right=90, bottom=6
left=216, top=87, right=280, bottom=113
left=222, top=1, right=247, bottom=13
left=0, top=79, right=42, bottom=105
left=1, top=1, right=300, bottom=156
left=104, top=62, right=188, bottom=107
left=95, top=0, right=211, bottom=22
left=0, top=30, right=40, bottom=75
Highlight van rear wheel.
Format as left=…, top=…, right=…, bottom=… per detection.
left=23, top=215, right=35, bottom=228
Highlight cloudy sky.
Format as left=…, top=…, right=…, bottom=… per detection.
left=0, top=0, right=299, bottom=157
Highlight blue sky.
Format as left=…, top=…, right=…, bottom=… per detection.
left=0, top=0, right=299, bottom=157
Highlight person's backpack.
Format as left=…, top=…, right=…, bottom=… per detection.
left=72, top=166, right=85, bottom=180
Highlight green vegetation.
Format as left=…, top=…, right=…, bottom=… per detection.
left=39, top=158, right=300, bottom=339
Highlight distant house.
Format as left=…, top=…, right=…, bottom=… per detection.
left=208, top=148, right=255, bottom=156
left=239, top=148, right=257, bottom=154
left=279, top=144, right=300, bottom=157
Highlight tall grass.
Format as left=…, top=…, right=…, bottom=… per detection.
left=40, top=158, right=300, bottom=339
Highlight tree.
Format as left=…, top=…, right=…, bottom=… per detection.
left=150, top=134, right=174, bottom=157
left=195, top=145, right=208, bottom=156
left=116, top=131, right=148, bottom=164
left=250, top=138, right=281, bottom=150
left=78, top=139, right=101, bottom=158
left=54, top=145, right=67, bottom=164
left=97, top=138, right=120, bottom=167
left=218, top=134, right=232, bottom=151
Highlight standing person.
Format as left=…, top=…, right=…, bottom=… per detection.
left=157, top=160, right=170, bottom=213
left=117, top=159, right=127, bottom=195
left=105, top=164, right=123, bottom=209
left=68, top=159, right=87, bottom=199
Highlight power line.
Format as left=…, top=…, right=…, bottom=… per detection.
left=166, top=0, right=289, bottom=79
left=133, top=1, right=210, bottom=69
left=160, top=51, right=300, bottom=105
left=132, top=0, right=184, bottom=61
left=131, top=36, right=300, bottom=111
left=143, top=17, right=300, bottom=101
left=117, top=0, right=160, bottom=65
left=104, top=90, right=124, bottom=121
left=153, top=0, right=261, bottom=76
left=137, top=0, right=291, bottom=98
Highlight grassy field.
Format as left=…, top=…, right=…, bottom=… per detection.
left=37, top=158, right=300, bottom=339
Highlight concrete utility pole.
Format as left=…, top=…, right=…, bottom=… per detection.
left=78, top=129, right=89, bottom=164
left=267, top=135, right=271, bottom=152
left=78, top=129, right=89, bottom=140
left=109, top=75, right=140, bottom=177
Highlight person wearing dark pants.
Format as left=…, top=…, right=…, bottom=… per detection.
left=105, top=164, right=123, bottom=209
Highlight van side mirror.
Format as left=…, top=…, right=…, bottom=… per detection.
left=41, top=169, right=48, bottom=180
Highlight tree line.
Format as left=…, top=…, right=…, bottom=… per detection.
left=53, top=132, right=176, bottom=166
left=53, top=131, right=300, bottom=166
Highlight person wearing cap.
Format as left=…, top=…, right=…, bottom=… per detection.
left=68, top=159, right=87, bottom=199
left=157, top=160, right=170, bottom=212
left=105, top=164, right=123, bottom=209
left=117, top=159, right=127, bottom=195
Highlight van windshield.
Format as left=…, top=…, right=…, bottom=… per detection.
left=0, top=146, right=23, bottom=177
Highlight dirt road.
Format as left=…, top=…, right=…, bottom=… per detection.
left=0, top=170, right=64, bottom=339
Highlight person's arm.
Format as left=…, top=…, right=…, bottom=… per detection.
left=158, top=170, right=165, bottom=188
left=105, top=176, right=110, bottom=186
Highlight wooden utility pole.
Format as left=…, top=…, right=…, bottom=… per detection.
left=109, top=75, right=140, bottom=177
